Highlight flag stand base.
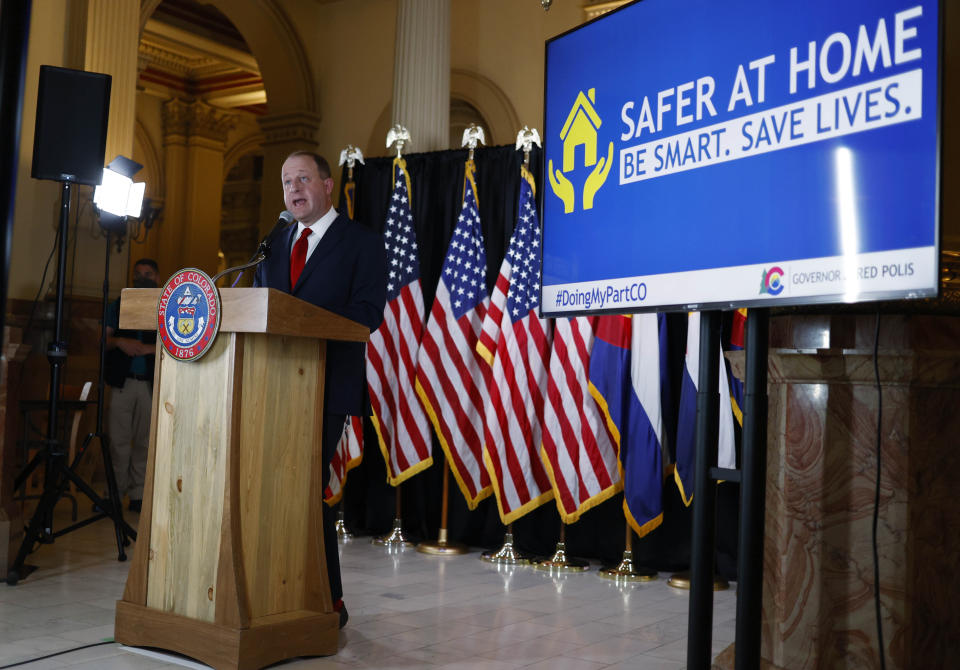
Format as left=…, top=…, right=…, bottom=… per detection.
left=372, top=517, right=414, bottom=547
left=598, top=551, right=657, bottom=582
left=534, top=542, right=588, bottom=572
left=417, top=459, right=468, bottom=555
left=335, top=509, right=353, bottom=542
left=480, top=532, right=530, bottom=565
left=417, top=528, right=468, bottom=555
left=667, top=570, right=729, bottom=591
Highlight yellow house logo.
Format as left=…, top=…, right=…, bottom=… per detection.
left=549, top=87, right=614, bottom=213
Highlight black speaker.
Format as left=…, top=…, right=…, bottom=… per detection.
left=31, top=65, right=111, bottom=186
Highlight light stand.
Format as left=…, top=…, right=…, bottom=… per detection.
left=7, top=183, right=128, bottom=583
left=7, top=158, right=145, bottom=585
left=76, top=213, right=138, bottom=551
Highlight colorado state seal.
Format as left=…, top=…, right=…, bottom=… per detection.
left=157, top=268, right=221, bottom=362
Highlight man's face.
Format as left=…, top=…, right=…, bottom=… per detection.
left=281, top=154, right=334, bottom=224
left=132, top=263, right=159, bottom=288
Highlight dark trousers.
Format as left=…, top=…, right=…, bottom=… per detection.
left=321, top=413, right=344, bottom=603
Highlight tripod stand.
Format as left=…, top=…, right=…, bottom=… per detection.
left=7, top=182, right=136, bottom=585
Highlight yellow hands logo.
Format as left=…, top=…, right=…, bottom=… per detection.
left=549, top=88, right=614, bottom=214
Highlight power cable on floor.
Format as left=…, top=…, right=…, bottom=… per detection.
left=0, top=639, right=114, bottom=669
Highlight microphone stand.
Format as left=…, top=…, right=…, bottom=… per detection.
left=213, top=215, right=293, bottom=286
left=212, top=252, right=267, bottom=286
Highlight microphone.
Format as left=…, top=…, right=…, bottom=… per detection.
left=257, top=210, right=295, bottom=259
left=211, top=211, right=296, bottom=287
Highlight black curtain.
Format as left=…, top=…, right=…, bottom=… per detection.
left=338, top=145, right=739, bottom=577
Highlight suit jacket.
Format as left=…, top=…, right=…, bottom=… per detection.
left=253, top=212, right=387, bottom=416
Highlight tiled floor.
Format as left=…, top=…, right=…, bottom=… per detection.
left=0, top=504, right=736, bottom=669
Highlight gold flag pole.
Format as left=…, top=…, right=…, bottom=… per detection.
left=373, top=485, right=414, bottom=547
left=534, top=522, right=588, bottom=572
left=416, top=126, right=488, bottom=557
left=335, top=147, right=364, bottom=543
left=417, top=457, right=468, bottom=555
left=480, top=128, right=542, bottom=567
left=599, top=520, right=657, bottom=581
left=338, top=144, right=364, bottom=222
left=371, top=127, right=415, bottom=549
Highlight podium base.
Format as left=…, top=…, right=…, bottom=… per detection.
left=115, top=600, right=338, bottom=670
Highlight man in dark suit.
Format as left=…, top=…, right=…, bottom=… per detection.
left=253, top=151, right=387, bottom=628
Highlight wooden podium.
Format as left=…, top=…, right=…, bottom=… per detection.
left=113, top=287, right=369, bottom=670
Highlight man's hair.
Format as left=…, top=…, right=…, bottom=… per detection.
left=133, top=258, right=159, bottom=273
left=285, top=151, right=331, bottom=179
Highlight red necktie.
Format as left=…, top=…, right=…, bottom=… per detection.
left=290, top=228, right=311, bottom=288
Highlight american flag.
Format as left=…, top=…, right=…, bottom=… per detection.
left=415, top=161, right=492, bottom=508
left=324, top=416, right=363, bottom=505
left=541, top=316, right=622, bottom=522
left=366, top=158, right=434, bottom=485
left=478, top=167, right=554, bottom=524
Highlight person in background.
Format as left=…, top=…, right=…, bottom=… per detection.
left=104, top=258, right=159, bottom=513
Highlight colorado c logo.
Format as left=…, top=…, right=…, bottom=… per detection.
left=549, top=88, right=614, bottom=214
left=760, top=266, right=785, bottom=296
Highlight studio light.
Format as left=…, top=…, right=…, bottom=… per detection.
left=93, top=155, right=145, bottom=218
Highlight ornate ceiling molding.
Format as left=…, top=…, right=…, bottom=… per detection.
left=140, top=1, right=317, bottom=116
left=139, top=41, right=219, bottom=76
left=163, top=98, right=236, bottom=143
left=139, top=16, right=265, bottom=112
left=142, top=18, right=258, bottom=74
left=257, top=111, right=322, bottom=148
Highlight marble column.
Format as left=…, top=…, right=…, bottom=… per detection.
left=256, top=111, right=321, bottom=237
left=63, top=0, right=141, bottom=297
left=719, top=312, right=960, bottom=670
left=392, top=0, right=450, bottom=152
left=72, top=0, right=139, bottom=166
left=160, top=99, right=234, bottom=275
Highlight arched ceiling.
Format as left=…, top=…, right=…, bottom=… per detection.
left=138, top=0, right=266, bottom=114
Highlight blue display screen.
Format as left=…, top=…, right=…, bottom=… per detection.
left=541, top=0, right=940, bottom=314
